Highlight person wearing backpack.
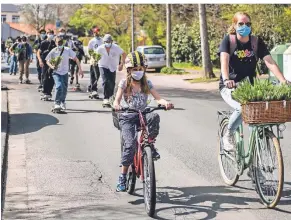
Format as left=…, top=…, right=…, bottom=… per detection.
left=218, top=11, right=290, bottom=152
left=17, top=36, right=33, bottom=84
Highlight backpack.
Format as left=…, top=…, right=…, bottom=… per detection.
left=16, top=43, right=27, bottom=61
left=229, top=34, right=268, bottom=75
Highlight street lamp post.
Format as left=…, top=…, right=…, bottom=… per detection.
left=131, top=4, right=134, bottom=52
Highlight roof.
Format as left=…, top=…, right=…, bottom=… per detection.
left=7, top=22, right=37, bottom=35
left=6, top=23, right=57, bottom=36
left=1, top=4, right=20, bottom=13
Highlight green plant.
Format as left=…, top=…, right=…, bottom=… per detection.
left=88, top=49, right=101, bottom=61
left=50, top=56, right=63, bottom=69
left=232, top=79, right=291, bottom=104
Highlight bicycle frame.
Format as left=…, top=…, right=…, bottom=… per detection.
left=235, top=123, right=284, bottom=174
left=133, top=110, right=149, bottom=182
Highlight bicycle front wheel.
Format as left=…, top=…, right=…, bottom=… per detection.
left=143, top=146, right=156, bottom=217
left=253, top=129, right=284, bottom=208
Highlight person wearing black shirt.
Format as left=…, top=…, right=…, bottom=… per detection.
left=218, top=12, right=290, bottom=152
left=33, top=29, right=47, bottom=88
left=70, top=36, right=84, bottom=88
left=37, top=29, right=56, bottom=99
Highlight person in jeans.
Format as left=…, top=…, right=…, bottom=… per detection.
left=96, top=34, right=127, bottom=105
left=37, top=29, right=56, bottom=99
left=46, top=36, right=83, bottom=110
left=87, top=26, right=103, bottom=97
left=8, top=37, right=21, bottom=75
left=16, top=36, right=33, bottom=84
left=218, top=11, right=290, bottom=152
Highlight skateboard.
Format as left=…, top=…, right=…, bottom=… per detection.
left=102, top=103, right=111, bottom=108
left=89, top=93, right=99, bottom=99
left=40, top=96, right=52, bottom=101
left=51, top=107, right=65, bottom=114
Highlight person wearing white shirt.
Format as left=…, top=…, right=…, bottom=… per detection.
left=87, top=27, right=103, bottom=97
left=46, top=36, right=84, bottom=110
left=97, top=34, right=126, bottom=105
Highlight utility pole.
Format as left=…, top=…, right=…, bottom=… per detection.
left=166, top=4, right=172, bottom=67
left=131, top=4, right=134, bottom=52
left=198, top=4, right=215, bottom=78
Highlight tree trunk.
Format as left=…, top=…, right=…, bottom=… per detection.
left=198, top=4, right=215, bottom=78
left=131, top=4, right=134, bottom=52
left=166, top=4, right=172, bottom=67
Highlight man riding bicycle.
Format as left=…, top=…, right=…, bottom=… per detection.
left=113, top=51, right=174, bottom=192
left=219, top=11, right=290, bottom=152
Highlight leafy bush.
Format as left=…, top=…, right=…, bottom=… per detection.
left=232, top=79, right=291, bottom=105
left=78, top=37, right=91, bottom=46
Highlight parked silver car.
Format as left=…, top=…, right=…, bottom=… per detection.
left=136, top=45, right=166, bottom=72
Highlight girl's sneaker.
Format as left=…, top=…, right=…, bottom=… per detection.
left=116, top=174, right=126, bottom=192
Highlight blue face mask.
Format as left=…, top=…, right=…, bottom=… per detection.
left=236, top=25, right=251, bottom=37
left=40, top=34, right=46, bottom=39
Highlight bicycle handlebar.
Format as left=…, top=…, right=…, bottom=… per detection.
left=112, top=105, right=169, bottom=114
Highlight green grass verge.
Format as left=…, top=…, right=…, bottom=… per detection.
left=160, top=67, right=190, bottom=75
left=185, top=77, right=220, bottom=83
left=173, top=62, right=220, bottom=72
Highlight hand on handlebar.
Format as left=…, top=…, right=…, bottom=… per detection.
left=224, top=80, right=236, bottom=89
left=113, top=102, right=121, bottom=111
left=164, top=102, right=174, bottom=110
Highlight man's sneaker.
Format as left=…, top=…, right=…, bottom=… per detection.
left=19, top=80, right=23, bottom=84
left=60, top=102, right=66, bottom=110
left=103, top=99, right=109, bottom=105
left=9, top=72, right=12, bottom=75
left=70, top=77, right=74, bottom=84
left=54, top=104, right=61, bottom=109
left=25, top=79, right=31, bottom=84
left=47, top=94, right=52, bottom=99
left=38, top=85, right=42, bottom=89
left=223, top=130, right=236, bottom=152
left=116, top=174, right=126, bottom=192
left=13, top=73, right=16, bottom=75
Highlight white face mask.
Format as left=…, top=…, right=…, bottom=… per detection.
left=47, top=35, right=54, bottom=40
left=131, top=71, right=144, bottom=81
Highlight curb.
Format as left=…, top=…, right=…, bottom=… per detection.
left=1, top=90, right=10, bottom=216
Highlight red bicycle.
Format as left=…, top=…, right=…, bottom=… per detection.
left=115, top=105, right=168, bottom=217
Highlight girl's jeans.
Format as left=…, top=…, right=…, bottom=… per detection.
left=52, top=73, right=68, bottom=105
left=220, top=88, right=242, bottom=134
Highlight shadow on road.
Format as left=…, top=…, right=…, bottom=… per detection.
left=65, top=108, right=112, bottom=114
left=129, top=184, right=291, bottom=219
left=1, top=111, right=8, bottom=133
left=9, top=113, right=59, bottom=135
left=158, top=87, right=222, bottom=101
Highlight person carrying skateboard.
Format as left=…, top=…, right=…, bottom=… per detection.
left=87, top=26, right=103, bottom=98
left=46, top=36, right=84, bottom=111
left=96, top=34, right=126, bottom=106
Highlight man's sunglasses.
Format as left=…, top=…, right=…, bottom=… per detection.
left=237, top=22, right=252, bottom=27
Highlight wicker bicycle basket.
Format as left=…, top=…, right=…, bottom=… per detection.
left=242, top=100, right=291, bottom=124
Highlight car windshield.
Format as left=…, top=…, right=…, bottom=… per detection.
left=144, top=47, right=164, bottom=54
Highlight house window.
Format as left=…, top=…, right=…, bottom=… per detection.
left=1, top=15, right=7, bottom=23
left=12, top=16, right=20, bottom=23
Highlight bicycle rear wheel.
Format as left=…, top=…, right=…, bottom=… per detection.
left=218, top=118, right=239, bottom=186
left=253, top=129, right=284, bottom=208
left=143, top=146, right=156, bottom=217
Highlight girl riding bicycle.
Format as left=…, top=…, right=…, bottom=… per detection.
left=113, top=51, right=174, bottom=192
left=219, top=11, right=290, bottom=152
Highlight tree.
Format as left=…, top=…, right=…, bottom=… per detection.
left=166, top=4, right=172, bottom=67
left=20, top=4, right=55, bottom=32
left=198, top=4, right=215, bottom=78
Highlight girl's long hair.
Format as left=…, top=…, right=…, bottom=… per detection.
left=228, top=12, right=251, bottom=35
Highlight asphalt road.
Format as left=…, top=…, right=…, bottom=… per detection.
left=1, top=60, right=291, bottom=220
